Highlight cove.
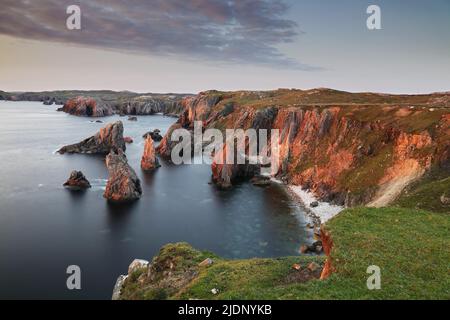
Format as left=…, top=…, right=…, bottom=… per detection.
left=0, top=101, right=312, bottom=299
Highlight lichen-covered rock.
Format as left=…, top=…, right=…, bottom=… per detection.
left=63, top=171, right=91, bottom=190
left=104, top=149, right=142, bottom=202
left=58, top=121, right=126, bottom=155
left=141, top=137, right=160, bottom=171
left=60, top=97, right=113, bottom=117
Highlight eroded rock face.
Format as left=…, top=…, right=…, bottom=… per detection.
left=158, top=90, right=450, bottom=207
left=60, top=97, right=113, bottom=117
left=63, top=171, right=91, bottom=190
left=141, top=137, right=160, bottom=171
left=211, top=143, right=259, bottom=189
left=104, top=149, right=142, bottom=202
left=58, top=121, right=126, bottom=155
left=143, top=129, right=163, bottom=142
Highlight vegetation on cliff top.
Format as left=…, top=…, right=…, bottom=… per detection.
left=120, top=207, right=449, bottom=300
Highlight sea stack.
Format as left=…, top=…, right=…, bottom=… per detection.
left=58, top=121, right=126, bottom=155
left=63, top=171, right=91, bottom=190
left=104, top=149, right=142, bottom=202
left=141, top=136, right=160, bottom=171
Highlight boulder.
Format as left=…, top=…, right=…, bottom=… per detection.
left=104, top=149, right=142, bottom=202
left=63, top=171, right=91, bottom=190
left=128, top=259, right=149, bottom=274
left=58, top=121, right=126, bottom=155
left=307, top=262, right=321, bottom=272
left=300, top=241, right=323, bottom=254
left=141, top=137, right=161, bottom=171
left=440, top=194, right=450, bottom=205
left=310, top=201, right=319, bottom=208
left=143, top=130, right=163, bottom=142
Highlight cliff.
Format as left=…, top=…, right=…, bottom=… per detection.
left=0, top=90, right=190, bottom=116
left=59, top=97, right=113, bottom=117
left=115, top=207, right=450, bottom=300
left=158, top=89, right=450, bottom=208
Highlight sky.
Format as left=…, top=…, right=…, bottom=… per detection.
left=0, top=0, right=449, bottom=94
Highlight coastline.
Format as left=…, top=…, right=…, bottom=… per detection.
left=286, top=185, right=345, bottom=226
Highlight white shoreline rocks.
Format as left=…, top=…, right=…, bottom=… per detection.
left=288, top=185, right=345, bottom=225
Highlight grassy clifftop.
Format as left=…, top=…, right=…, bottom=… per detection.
left=120, top=207, right=449, bottom=300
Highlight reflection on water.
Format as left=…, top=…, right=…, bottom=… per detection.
left=0, top=101, right=312, bottom=299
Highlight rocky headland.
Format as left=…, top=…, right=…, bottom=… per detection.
left=0, top=90, right=191, bottom=117
left=157, top=89, right=450, bottom=209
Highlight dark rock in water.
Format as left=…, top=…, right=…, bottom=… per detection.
left=124, top=137, right=134, bottom=144
left=60, top=97, right=113, bottom=117
left=95, top=120, right=103, bottom=123
left=251, top=175, right=271, bottom=187
left=211, top=143, right=259, bottom=189
left=104, top=149, right=142, bottom=202
left=310, top=201, right=319, bottom=208
left=143, top=129, right=163, bottom=142
left=63, top=171, right=91, bottom=190
left=43, top=100, right=54, bottom=106
left=58, top=121, right=126, bottom=155
left=128, top=116, right=138, bottom=121
left=141, top=137, right=160, bottom=171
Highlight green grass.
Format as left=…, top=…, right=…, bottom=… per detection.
left=395, top=168, right=450, bottom=213
left=121, top=207, right=450, bottom=300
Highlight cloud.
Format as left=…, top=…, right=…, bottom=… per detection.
left=0, top=0, right=318, bottom=69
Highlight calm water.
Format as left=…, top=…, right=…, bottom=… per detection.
left=0, top=101, right=312, bottom=299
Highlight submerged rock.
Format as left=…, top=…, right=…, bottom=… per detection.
left=58, top=121, right=126, bottom=155
left=128, top=116, right=138, bottom=121
left=141, top=137, right=160, bottom=171
left=104, top=149, right=142, bottom=202
left=63, top=171, right=91, bottom=190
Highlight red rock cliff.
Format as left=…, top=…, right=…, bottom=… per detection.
left=159, top=89, right=450, bottom=206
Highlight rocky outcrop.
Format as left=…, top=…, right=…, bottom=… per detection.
left=143, top=129, right=163, bottom=142
left=211, top=143, right=259, bottom=188
left=59, top=97, right=113, bottom=117
left=63, top=171, right=91, bottom=190
left=141, top=137, right=160, bottom=171
left=58, top=121, right=126, bottom=155
left=319, top=228, right=334, bottom=280
left=104, top=149, right=142, bottom=202
left=158, top=89, right=450, bottom=207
